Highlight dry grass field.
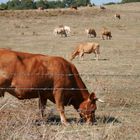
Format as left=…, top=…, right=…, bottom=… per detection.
left=0, top=3, right=140, bottom=140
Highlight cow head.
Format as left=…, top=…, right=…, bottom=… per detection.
left=78, top=92, right=103, bottom=124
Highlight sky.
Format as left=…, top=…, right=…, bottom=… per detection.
left=0, top=0, right=121, bottom=5
left=91, top=0, right=121, bottom=5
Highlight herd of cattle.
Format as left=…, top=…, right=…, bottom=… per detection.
left=0, top=12, right=121, bottom=125
left=53, top=13, right=121, bottom=39
left=53, top=24, right=113, bottom=40
left=53, top=13, right=121, bottom=61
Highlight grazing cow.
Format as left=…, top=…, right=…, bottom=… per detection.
left=37, top=7, right=44, bottom=11
left=114, top=13, right=121, bottom=19
left=85, top=28, right=97, bottom=38
left=70, top=42, right=100, bottom=61
left=101, top=27, right=112, bottom=40
left=0, top=49, right=103, bottom=125
left=59, top=25, right=71, bottom=35
left=53, top=27, right=67, bottom=37
left=71, top=6, right=78, bottom=10
left=100, top=5, right=106, bottom=10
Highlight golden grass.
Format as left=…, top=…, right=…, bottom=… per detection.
left=0, top=3, right=140, bottom=140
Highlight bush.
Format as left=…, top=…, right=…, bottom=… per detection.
left=121, top=0, right=140, bottom=3
left=0, top=3, right=8, bottom=10
left=35, top=0, right=48, bottom=9
left=104, top=2, right=116, bottom=5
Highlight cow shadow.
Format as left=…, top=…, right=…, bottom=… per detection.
left=96, top=115, right=121, bottom=124
left=90, top=58, right=109, bottom=61
left=33, top=115, right=121, bottom=126
left=33, top=115, right=78, bottom=126
left=75, top=58, right=109, bottom=62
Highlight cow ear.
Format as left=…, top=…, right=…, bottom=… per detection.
left=89, top=92, right=97, bottom=102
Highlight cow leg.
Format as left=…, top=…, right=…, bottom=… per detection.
left=79, top=51, right=84, bottom=60
left=95, top=52, right=99, bottom=61
left=38, top=93, right=47, bottom=118
left=0, top=90, right=5, bottom=97
left=102, top=35, right=104, bottom=40
left=53, top=89, right=68, bottom=125
left=106, top=36, right=108, bottom=40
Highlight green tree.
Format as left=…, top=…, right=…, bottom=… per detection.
left=35, top=0, right=48, bottom=9
left=63, top=0, right=91, bottom=7
left=76, top=0, right=91, bottom=6
left=7, top=0, right=21, bottom=9
left=20, top=0, right=35, bottom=9
left=0, top=3, right=8, bottom=10
left=6, top=0, right=35, bottom=9
left=47, top=1, right=65, bottom=8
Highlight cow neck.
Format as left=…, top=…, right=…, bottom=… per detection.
left=71, top=64, right=90, bottom=100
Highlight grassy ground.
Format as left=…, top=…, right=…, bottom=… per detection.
left=0, top=3, right=140, bottom=140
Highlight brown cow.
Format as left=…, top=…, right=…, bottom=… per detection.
left=101, top=27, right=112, bottom=40
left=100, top=5, right=106, bottom=10
left=70, top=42, right=100, bottom=61
left=114, top=13, right=121, bottom=19
left=71, top=6, right=78, bottom=10
left=85, top=28, right=97, bottom=38
left=0, top=49, right=103, bottom=125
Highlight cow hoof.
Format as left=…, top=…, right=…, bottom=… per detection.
left=62, top=121, right=69, bottom=126
left=93, top=121, right=98, bottom=125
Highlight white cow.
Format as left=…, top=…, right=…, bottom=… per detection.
left=59, top=25, right=71, bottom=34
left=53, top=27, right=67, bottom=37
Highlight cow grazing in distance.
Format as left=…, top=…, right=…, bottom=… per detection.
left=101, top=27, right=112, bottom=40
left=53, top=27, right=67, bottom=37
left=59, top=25, right=71, bottom=35
left=100, top=5, right=106, bottom=10
left=70, top=42, right=100, bottom=61
left=71, top=6, right=78, bottom=10
left=0, top=49, right=103, bottom=125
left=114, top=13, right=121, bottom=19
left=85, top=28, right=97, bottom=38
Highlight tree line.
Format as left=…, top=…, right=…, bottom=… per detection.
left=0, top=0, right=140, bottom=10
left=0, top=0, right=91, bottom=10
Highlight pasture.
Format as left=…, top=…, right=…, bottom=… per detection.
left=0, top=3, right=140, bottom=140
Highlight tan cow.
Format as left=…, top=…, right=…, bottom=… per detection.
left=70, top=42, right=100, bottom=61
left=0, top=49, right=103, bottom=125
left=114, top=13, right=121, bottom=19
left=101, top=27, right=112, bottom=40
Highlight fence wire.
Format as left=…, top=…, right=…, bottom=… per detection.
left=0, top=73, right=139, bottom=91
left=1, top=72, right=140, bottom=77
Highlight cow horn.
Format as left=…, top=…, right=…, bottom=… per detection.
left=97, top=98, right=104, bottom=103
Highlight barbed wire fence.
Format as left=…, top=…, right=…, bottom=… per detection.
left=0, top=72, right=140, bottom=140
left=0, top=72, right=139, bottom=109
left=0, top=73, right=139, bottom=92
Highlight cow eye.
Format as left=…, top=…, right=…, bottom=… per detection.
left=91, top=110, right=95, bottom=114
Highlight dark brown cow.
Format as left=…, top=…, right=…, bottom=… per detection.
left=71, top=6, right=78, bottom=10
left=0, top=49, right=103, bottom=125
left=85, top=28, right=97, bottom=38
